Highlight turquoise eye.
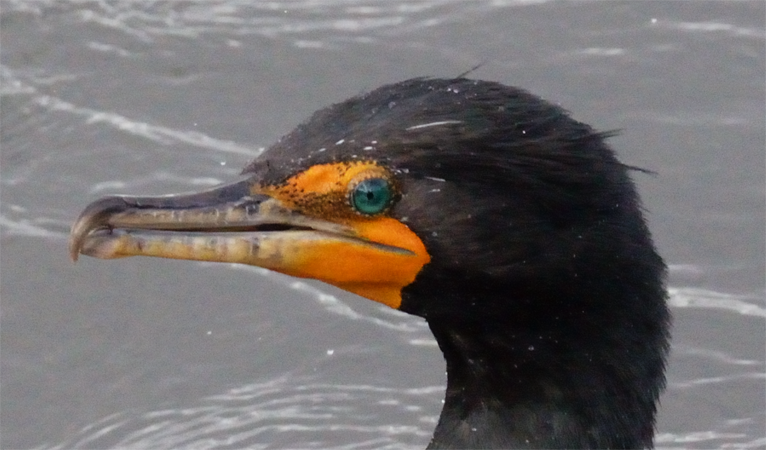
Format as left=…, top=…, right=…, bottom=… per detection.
left=351, top=178, right=393, bottom=215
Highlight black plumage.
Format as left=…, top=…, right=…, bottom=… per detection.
left=71, top=78, right=670, bottom=449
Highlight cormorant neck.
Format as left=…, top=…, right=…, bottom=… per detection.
left=424, top=306, right=662, bottom=449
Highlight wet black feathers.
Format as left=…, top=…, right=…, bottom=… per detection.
left=246, top=78, right=670, bottom=449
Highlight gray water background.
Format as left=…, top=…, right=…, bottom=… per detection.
left=1, top=1, right=764, bottom=448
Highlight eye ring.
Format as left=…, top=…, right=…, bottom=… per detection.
left=350, top=177, right=394, bottom=216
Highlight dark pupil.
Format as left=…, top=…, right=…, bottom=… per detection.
left=352, top=178, right=391, bottom=215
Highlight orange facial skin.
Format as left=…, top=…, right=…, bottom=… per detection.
left=256, top=162, right=430, bottom=309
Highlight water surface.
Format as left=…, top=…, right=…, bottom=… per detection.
left=1, top=1, right=764, bottom=448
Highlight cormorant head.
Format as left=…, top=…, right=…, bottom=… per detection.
left=70, top=78, right=670, bottom=448
left=71, top=78, right=665, bottom=321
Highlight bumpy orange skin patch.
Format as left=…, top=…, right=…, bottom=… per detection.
left=255, top=162, right=430, bottom=309
left=257, top=162, right=398, bottom=218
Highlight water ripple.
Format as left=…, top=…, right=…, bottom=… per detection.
left=669, top=287, right=766, bottom=318
left=46, top=378, right=439, bottom=450
left=657, top=432, right=766, bottom=450
left=55, top=95, right=262, bottom=156
left=0, top=214, right=66, bottom=239
left=0, top=66, right=263, bottom=157
left=664, top=20, right=766, bottom=40
left=223, top=264, right=429, bottom=334
left=3, top=0, right=553, bottom=46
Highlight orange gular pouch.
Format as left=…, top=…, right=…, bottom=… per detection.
left=255, top=162, right=432, bottom=309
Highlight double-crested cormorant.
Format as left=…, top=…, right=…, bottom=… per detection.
left=69, top=78, right=670, bottom=449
